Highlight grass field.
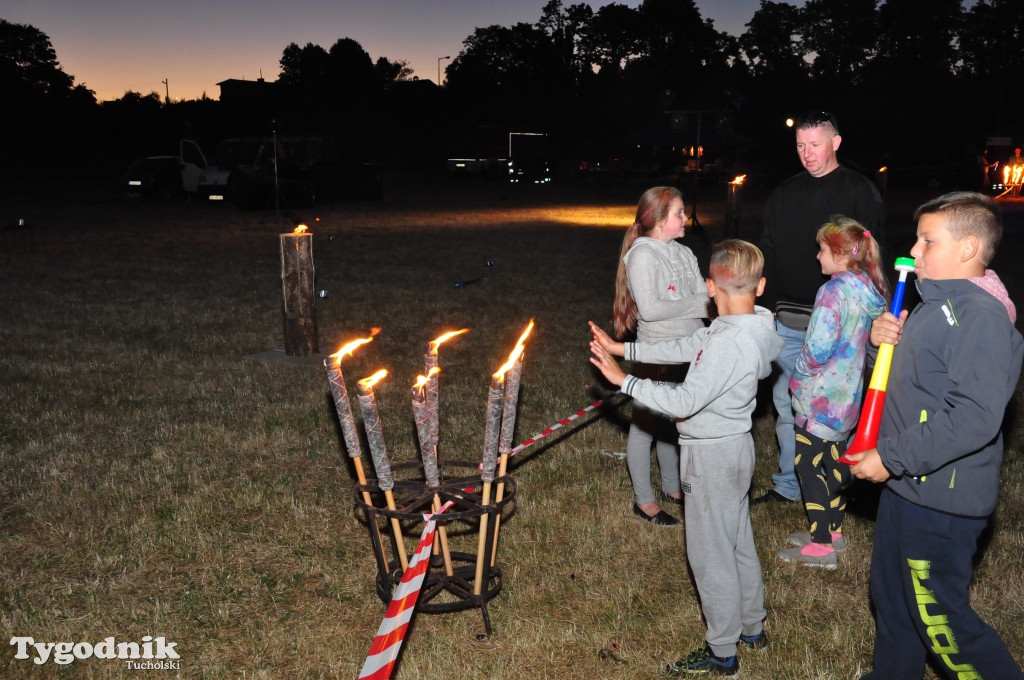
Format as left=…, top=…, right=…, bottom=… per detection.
left=1, top=175, right=1023, bottom=679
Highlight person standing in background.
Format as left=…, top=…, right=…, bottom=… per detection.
left=753, top=111, right=885, bottom=506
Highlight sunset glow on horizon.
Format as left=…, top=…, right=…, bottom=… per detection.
left=3, top=0, right=763, bottom=102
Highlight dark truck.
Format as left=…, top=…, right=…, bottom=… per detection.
left=446, top=128, right=551, bottom=184
left=180, top=136, right=382, bottom=209
left=506, top=132, right=552, bottom=184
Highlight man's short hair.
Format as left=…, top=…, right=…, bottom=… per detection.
left=794, top=110, right=839, bottom=137
left=709, top=239, right=764, bottom=294
left=914, top=191, right=1002, bottom=265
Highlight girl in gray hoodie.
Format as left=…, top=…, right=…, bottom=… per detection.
left=612, top=186, right=710, bottom=525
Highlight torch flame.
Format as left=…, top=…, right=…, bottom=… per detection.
left=1007, top=164, right=1024, bottom=186
left=428, top=328, right=470, bottom=355
left=878, top=166, right=888, bottom=173
left=412, top=367, right=441, bottom=395
left=293, top=224, right=309, bottom=234
left=358, top=369, right=388, bottom=390
left=729, top=175, right=747, bottom=185
left=329, top=328, right=382, bottom=364
left=493, top=319, right=535, bottom=379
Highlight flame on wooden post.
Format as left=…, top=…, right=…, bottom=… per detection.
left=293, top=224, right=309, bottom=234
left=357, top=368, right=408, bottom=571
left=477, top=320, right=534, bottom=591
left=1005, top=164, right=1024, bottom=187
left=485, top=320, right=535, bottom=479
left=423, top=328, right=469, bottom=463
left=357, top=369, right=392, bottom=489
left=491, top=320, right=533, bottom=565
left=428, top=328, right=470, bottom=356
left=411, top=368, right=442, bottom=487
left=359, top=370, right=388, bottom=388
left=412, top=368, right=454, bottom=576
left=729, top=174, right=747, bottom=185
left=324, top=329, right=387, bottom=570
left=325, top=328, right=381, bottom=460
left=476, top=372, right=504, bottom=595
left=330, top=327, right=381, bottom=364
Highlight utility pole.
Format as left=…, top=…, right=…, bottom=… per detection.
left=162, top=78, right=169, bottom=104
left=437, top=56, right=450, bottom=86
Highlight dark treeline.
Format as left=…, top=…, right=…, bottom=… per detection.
left=2, top=0, right=1023, bottom=185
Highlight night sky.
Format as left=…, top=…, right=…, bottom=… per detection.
left=2, top=0, right=776, bottom=102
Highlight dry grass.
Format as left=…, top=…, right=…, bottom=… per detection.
left=1, top=176, right=1023, bottom=679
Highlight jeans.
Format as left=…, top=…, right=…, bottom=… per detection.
left=769, top=320, right=805, bottom=501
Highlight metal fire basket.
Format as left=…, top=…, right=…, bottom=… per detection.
left=354, top=459, right=516, bottom=635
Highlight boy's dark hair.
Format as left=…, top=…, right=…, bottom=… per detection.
left=914, top=191, right=1002, bottom=265
left=709, top=239, right=764, bottom=294
left=794, top=110, right=839, bottom=137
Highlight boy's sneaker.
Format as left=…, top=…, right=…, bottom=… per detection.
left=786, top=531, right=846, bottom=551
left=738, top=631, right=768, bottom=651
left=666, top=644, right=739, bottom=676
left=777, top=543, right=838, bottom=570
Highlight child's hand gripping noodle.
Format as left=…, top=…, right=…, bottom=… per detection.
left=838, top=257, right=916, bottom=465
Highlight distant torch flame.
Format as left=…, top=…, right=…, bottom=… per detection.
left=429, top=328, right=470, bottom=355
left=878, top=166, right=888, bottom=173
left=412, top=366, right=441, bottom=394
left=293, top=224, right=308, bottom=234
left=358, top=369, right=388, bottom=390
left=493, top=319, right=535, bottom=379
left=1005, top=165, right=1023, bottom=186
left=330, top=328, right=381, bottom=364
left=729, top=175, right=747, bottom=185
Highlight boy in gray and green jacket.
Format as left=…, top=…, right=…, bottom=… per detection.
left=849, top=192, right=1024, bottom=679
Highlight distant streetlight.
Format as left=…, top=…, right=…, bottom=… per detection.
left=437, top=55, right=451, bottom=86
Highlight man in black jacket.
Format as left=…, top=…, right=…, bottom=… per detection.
left=753, top=111, right=885, bottom=505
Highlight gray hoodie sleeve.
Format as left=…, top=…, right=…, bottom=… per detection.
left=625, top=329, right=707, bottom=364
left=622, top=336, right=740, bottom=420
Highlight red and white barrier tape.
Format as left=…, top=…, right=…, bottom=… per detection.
left=508, top=397, right=612, bottom=457
left=357, top=502, right=454, bottom=680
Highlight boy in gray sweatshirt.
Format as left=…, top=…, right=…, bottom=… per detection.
left=590, top=239, right=783, bottom=677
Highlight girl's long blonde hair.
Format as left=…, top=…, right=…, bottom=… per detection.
left=817, top=216, right=891, bottom=302
left=612, top=186, right=683, bottom=339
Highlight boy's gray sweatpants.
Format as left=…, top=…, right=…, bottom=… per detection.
left=681, top=433, right=765, bottom=658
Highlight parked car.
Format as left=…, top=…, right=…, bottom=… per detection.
left=119, top=156, right=183, bottom=201
left=183, top=137, right=383, bottom=208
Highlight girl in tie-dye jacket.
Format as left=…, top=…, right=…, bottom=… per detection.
left=778, top=217, right=889, bottom=568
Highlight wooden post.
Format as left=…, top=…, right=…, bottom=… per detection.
left=279, top=232, right=318, bottom=356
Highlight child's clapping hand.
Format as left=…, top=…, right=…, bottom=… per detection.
left=588, top=322, right=627, bottom=387
left=590, top=341, right=626, bottom=387
left=588, top=321, right=625, bottom=357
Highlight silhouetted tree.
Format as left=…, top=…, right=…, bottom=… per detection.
left=581, top=2, right=645, bottom=74
left=860, top=0, right=963, bottom=157
left=957, top=0, right=1024, bottom=134
left=277, top=37, right=384, bottom=155
left=0, top=19, right=76, bottom=98
left=635, top=0, right=729, bottom=91
left=800, top=0, right=878, bottom=89
left=0, top=19, right=98, bottom=178
left=739, top=1, right=808, bottom=83
left=446, top=22, right=560, bottom=127
left=374, top=57, right=412, bottom=86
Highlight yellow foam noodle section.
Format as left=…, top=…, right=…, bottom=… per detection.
left=867, top=343, right=895, bottom=391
